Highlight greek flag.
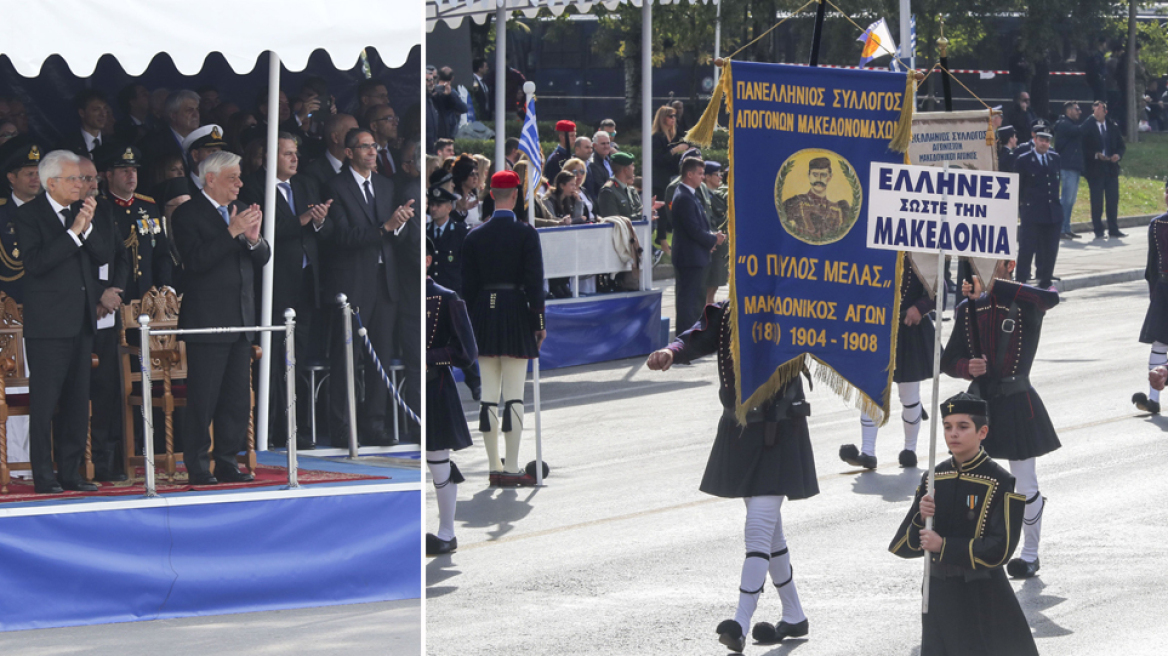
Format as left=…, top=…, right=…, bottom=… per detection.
left=517, top=96, right=543, bottom=205
left=890, top=15, right=916, bottom=72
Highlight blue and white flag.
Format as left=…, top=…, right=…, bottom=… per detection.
left=518, top=96, right=543, bottom=205
left=890, top=15, right=916, bottom=72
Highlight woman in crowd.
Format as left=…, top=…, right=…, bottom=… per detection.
left=542, top=170, right=589, bottom=225
left=651, top=104, right=689, bottom=253
left=451, top=154, right=485, bottom=229
left=561, top=158, right=595, bottom=220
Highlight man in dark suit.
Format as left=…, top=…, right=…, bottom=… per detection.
left=470, top=57, right=493, bottom=123
left=113, top=83, right=152, bottom=147
left=239, top=133, right=333, bottom=449
left=61, top=90, right=111, bottom=157
left=325, top=128, right=415, bottom=447
left=585, top=131, right=613, bottom=204
left=300, top=113, right=357, bottom=200
left=1082, top=100, right=1126, bottom=239
left=173, top=150, right=270, bottom=484
left=1015, top=126, right=1063, bottom=290
left=671, top=156, right=724, bottom=333
left=140, top=90, right=201, bottom=178
left=15, top=150, right=114, bottom=493
left=365, top=104, right=400, bottom=179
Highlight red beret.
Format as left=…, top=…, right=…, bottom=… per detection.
left=555, top=120, right=577, bottom=132
left=491, top=170, right=521, bottom=189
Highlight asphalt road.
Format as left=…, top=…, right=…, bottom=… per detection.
left=427, top=280, right=1168, bottom=655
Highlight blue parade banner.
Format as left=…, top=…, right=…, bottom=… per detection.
left=725, top=60, right=909, bottom=422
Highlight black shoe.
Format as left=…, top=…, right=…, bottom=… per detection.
left=426, top=533, right=458, bottom=556
left=471, top=385, right=482, bottom=402
left=295, top=437, right=316, bottom=451
left=1060, top=232, right=1074, bottom=240
left=189, top=473, right=219, bottom=485
left=1110, top=231, right=1127, bottom=238
left=752, top=618, right=809, bottom=644
left=1093, top=233, right=1105, bottom=239
left=1068, top=232, right=1082, bottom=239
left=93, top=471, right=128, bottom=482
left=34, top=481, right=64, bottom=494
left=60, top=480, right=99, bottom=492
left=1006, top=557, right=1040, bottom=579
left=1133, top=392, right=1161, bottom=414
left=839, top=444, right=877, bottom=469
left=898, top=449, right=918, bottom=468
left=215, top=468, right=255, bottom=483
left=715, top=619, right=745, bottom=653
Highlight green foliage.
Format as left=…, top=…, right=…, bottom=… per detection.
left=450, top=139, right=729, bottom=174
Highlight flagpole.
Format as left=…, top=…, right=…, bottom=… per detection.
left=899, top=0, right=912, bottom=73
left=523, top=81, right=545, bottom=487
left=809, top=0, right=828, bottom=66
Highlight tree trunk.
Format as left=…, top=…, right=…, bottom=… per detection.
left=624, top=45, right=640, bottom=120
left=1127, top=0, right=1139, bottom=142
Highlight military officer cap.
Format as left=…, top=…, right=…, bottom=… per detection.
left=428, top=185, right=458, bottom=205
left=940, top=392, right=989, bottom=419
left=808, top=156, right=832, bottom=172
left=555, top=120, right=576, bottom=133
left=182, top=124, right=227, bottom=152
left=94, top=142, right=142, bottom=171
left=491, top=170, right=521, bottom=189
left=1030, top=119, right=1052, bottom=138
left=704, top=160, right=722, bottom=176
left=682, top=147, right=702, bottom=161
left=997, top=125, right=1016, bottom=141
left=611, top=151, right=635, bottom=167
left=3, top=141, right=42, bottom=174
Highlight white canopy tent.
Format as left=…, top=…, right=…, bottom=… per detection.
left=427, top=0, right=716, bottom=226
left=1, top=0, right=421, bottom=452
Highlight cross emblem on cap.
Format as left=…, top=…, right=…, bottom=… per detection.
left=946, top=402, right=955, bottom=413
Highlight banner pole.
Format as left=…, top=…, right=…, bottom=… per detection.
left=923, top=161, right=951, bottom=614
left=139, top=314, right=156, bottom=498
left=808, top=0, right=828, bottom=66
left=533, top=357, right=543, bottom=486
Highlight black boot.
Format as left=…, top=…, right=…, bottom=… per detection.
left=715, top=619, right=745, bottom=653
left=839, top=444, right=876, bottom=469
left=752, top=618, right=809, bottom=644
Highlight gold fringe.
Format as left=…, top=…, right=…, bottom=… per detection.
left=986, top=107, right=997, bottom=146
left=888, top=70, right=915, bottom=153
left=684, top=61, right=730, bottom=148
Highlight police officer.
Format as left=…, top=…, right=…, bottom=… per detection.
left=996, top=125, right=1017, bottom=173
left=1015, top=121, right=1063, bottom=291
left=428, top=183, right=479, bottom=400
left=0, top=143, right=44, bottom=302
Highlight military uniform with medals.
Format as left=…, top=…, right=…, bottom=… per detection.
left=0, top=143, right=44, bottom=303
left=596, top=175, right=642, bottom=220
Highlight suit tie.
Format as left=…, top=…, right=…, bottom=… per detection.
left=59, top=207, right=71, bottom=228
left=91, top=135, right=101, bottom=153
left=218, top=205, right=230, bottom=225
left=1100, top=122, right=1108, bottom=156
left=379, top=148, right=395, bottom=176
left=279, top=181, right=296, bottom=214
left=363, top=179, right=377, bottom=216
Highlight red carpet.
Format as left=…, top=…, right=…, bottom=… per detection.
left=0, top=464, right=387, bottom=503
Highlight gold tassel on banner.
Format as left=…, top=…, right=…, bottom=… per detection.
left=888, top=69, right=915, bottom=153
left=986, top=107, right=997, bottom=146
left=684, top=59, right=730, bottom=148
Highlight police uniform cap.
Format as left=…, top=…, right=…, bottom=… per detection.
left=703, top=160, right=722, bottom=176
left=94, top=142, right=142, bottom=171
left=555, top=120, right=576, bottom=133
left=491, top=170, right=521, bottom=189
left=428, top=185, right=458, bottom=204
left=808, top=156, right=832, bottom=171
left=429, top=168, right=454, bottom=189
left=611, top=151, right=635, bottom=167
left=182, top=124, right=227, bottom=152
left=3, top=142, right=42, bottom=174
left=940, top=392, right=989, bottom=419
left=682, top=147, right=702, bottom=161
left=997, top=125, right=1016, bottom=140
left=1030, top=119, right=1052, bottom=137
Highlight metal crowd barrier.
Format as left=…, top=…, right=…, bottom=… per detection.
left=138, top=310, right=298, bottom=498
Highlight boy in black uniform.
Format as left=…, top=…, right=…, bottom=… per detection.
left=890, top=392, right=1036, bottom=656
left=426, top=239, right=478, bottom=556
left=941, top=262, right=1060, bottom=579
left=648, top=302, right=816, bottom=652
left=1133, top=179, right=1168, bottom=414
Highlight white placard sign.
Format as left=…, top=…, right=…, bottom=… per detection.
left=866, top=163, right=1018, bottom=259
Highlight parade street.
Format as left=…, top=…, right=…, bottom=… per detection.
left=427, top=278, right=1168, bottom=655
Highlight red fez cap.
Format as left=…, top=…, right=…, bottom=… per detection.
left=491, top=170, right=521, bottom=189
left=555, top=120, right=577, bottom=132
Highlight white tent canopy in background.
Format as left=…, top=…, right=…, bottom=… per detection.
left=426, top=0, right=712, bottom=31
left=0, top=0, right=421, bottom=454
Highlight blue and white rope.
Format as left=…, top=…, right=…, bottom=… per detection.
left=353, top=311, right=421, bottom=425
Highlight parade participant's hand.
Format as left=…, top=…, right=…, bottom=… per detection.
left=920, top=529, right=943, bottom=553
left=1151, top=365, right=1168, bottom=391
left=535, top=329, right=547, bottom=351
left=919, top=494, right=935, bottom=518
left=100, top=287, right=123, bottom=313
left=300, top=199, right=332, bottom=227
left=384, top=200, right=415, bottom=233
left=647, top=348, right=674, bottom=371
left=71, top=197, right=97, bottom=236
left=968, top=358, right=988, bottom=377
left=904, top=305, right=922, bottom=326
left=715, top=231, right=727, bottom=245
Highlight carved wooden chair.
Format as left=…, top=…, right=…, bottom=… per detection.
left=0, top=292, right=95, bottom=493
left=119, top=287, right=257, bottom=482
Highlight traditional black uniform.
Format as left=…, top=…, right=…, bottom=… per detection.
left=1134, top=210, right=1168, bottom=414
left=665, top=301, right=815, bottom=650
left=890, top=442, right=1035, bottom=656
left=427, top=277, right=477, bottom=451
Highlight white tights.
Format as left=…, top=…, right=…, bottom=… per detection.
left=733, top=496, right=806, bottom=635
left=427, top=449, right=458, bottom=541
left=478, top=356, right=529, bottom=474
left=1008, top=458, right=1043, bottom=562
left=859, top=381, right=924, bottom=456
left=1150, top=342, right=1168, bottom=403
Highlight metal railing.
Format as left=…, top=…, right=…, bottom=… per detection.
left=138, top=310, right=298, bottom=497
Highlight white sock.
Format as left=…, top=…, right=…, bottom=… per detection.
left=503, top=400, right=524, bottom=474
left=427, top=450, right=458, bottom=541
left=859, top=412, right=878, bottom=457
left=735, top=496, right=784, bottom=634
left=1009, top=458, right=1042, bottom=562
left=767, top=499, right=806, bottom=624
left=1150, top=343, right=1168, bottom=403
left=899, top=382, right=923, bottom=452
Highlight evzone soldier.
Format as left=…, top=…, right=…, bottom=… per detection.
left=841, top=256, right=934, bottom=469
left=425, top=237, right=478, bottom=556
left=461, top=170, right=546, bottom=487
left=0, top=143, right=45, bottom=302
left=648, top=302, right=815, bottom=652
left=890, top=392, right=1037, bottom=656
left=1133, top=179, right=1168, bottom=414
left=941, top=261, right=1060, bottom=579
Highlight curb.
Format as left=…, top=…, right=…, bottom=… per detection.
left=1070, top=214, right=1157, bottom=234
left=1056, top=268, right=1145, bottom=293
